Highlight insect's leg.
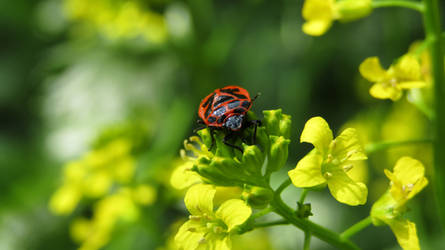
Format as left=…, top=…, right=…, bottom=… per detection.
left=223, top=133, right=244, bottom=153
left=249, top=120, right=262, bottom=144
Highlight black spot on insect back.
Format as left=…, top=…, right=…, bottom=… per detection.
left=217, top=114, right=226, bottom=124
left=227, top=100, right=241, bottom=109
left=220, top=88, right=239, bottom=94
left=213, top=95, right=234, bottom=107
left=233, top=93, right=247, bottom=99
left=241, top=101, right=250, bottom=108
left=204, top=105, right=212, bottom=118
left=208, top=116, right=216, bottom=123
left=233, top=108, right=246, bottom=114
left=203, top=94, right=214, bottom=109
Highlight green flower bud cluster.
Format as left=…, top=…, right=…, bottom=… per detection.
left=176, top=109, right=291, bottom=206
left=261, top=109, right=291, bottom=175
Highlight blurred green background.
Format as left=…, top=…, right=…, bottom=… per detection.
left=1, top=0, right=443, bottom=249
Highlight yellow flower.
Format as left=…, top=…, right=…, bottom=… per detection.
left=302, top=0, right=337, bottom=36
left=132, top=184, right=157, bottom=205
left=49, top=184, right=82, bottom=215
left=175, top=184, right=252, bottom=250
left=288, top=117, right=368, bottom=205
left=64, top=0, right=167, bottom=43
left=359, top=55, right=427, bottom=101
left=371, top=157, right=428, bottom=250
left=71, top=187, right=143, bottom=250
left=302, top=0, right=372, bottom=36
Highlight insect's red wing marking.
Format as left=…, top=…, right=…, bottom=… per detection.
left=198, top=86, right=252, bottom=127
left=198, top=92, right=216, bottom=126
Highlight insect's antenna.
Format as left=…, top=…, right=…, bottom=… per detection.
left=252, top=92, right=261, bottom=102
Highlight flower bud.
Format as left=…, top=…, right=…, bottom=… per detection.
left=256, top=126, right=270, bottom=152
left=210, top=157, right=250, bottom=184
left=370, top=191, right=400, bottom=226
left=242, top=185, right=273, bottom=208
left=263, top=109, right=282, bottom=136
left=279, top=114, right=292, bottom=139
left=242, top=145, right=265, bottom=176
left=197, top=128, right=213, bottom=149
left=195, top=163, right=239, bottom=186
left=296, top=201, right=313, bottom=219
left=214, top=133, right=236, bottom=158
left=266, top=136, right=290, bottom=174
left=337, top=0, right=372, bottom=22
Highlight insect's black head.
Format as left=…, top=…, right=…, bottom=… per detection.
left=224, top=114, right=244, bottom=131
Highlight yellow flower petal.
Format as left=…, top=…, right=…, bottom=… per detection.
left=215, top=199, right=252, bottom=231
left=49, top=184, right=82, bottom=215
left=302, top=0, right=335, bottom=36
left=214, top=186, right=243, bottom=207
left=385, top=157, right=428, bottom=203
left=394, top=55, right=421, bottom=81
left=70, top=217, right=92, bottom=243
left=205, top=234, right=231, bottom=250
left=175, top=220, right=206, bottom=250
left=398, top=81, right=427, bottom=89
left=369, top=82, right=402, bottom=101
left=332, top=128, right=367, bottom=162
left=184, top=184, right=216, bottom=216
left=132, top=185, right=157, bottom=205
left=302, top=20, right=332, bottom=36
left=389, top=219, right=420, bottom=250
left=359, top=57, right=388, bottom=82
left=288, top=150, right=325, bottom=187
left=300, top=117, right=333, bottom=155
left=171, top=162, right=202, bottom=190
left=302, top=0, right=335, bottom=21
left=327, top=167, right=367, bottom=205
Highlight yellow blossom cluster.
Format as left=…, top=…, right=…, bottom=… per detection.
left=70, top=185, right=155, bottom=250
left=64, top=0, right=167, bottom=43
left=49, top=139, right=137, bottom=215
left=49, top=137, right=156, bottom=250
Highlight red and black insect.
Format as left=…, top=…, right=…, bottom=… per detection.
left=197, top=85, right=260, bottom=152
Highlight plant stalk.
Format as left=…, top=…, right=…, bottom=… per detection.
left=372, top=0, right=424, bottom=12
left=271, top=194, right=359, bottom=250
left=422, top=0, right=445, bottom=231
left=341, top=216, right=373, bottom=240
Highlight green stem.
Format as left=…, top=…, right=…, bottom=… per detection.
left=275, top=178, right=292, bottom=195
left=303, top=231, right=311, bottom=250
left=371, top=0, right=424, bottom=12
left=341, top=216, right=373, bottom=240
left=253, top=220, right=289, bottom=228
left=299, top=189, right=309, bottom=204
left=251, top=206, right=274, bottom=220
left=422, top=0, right=445, bottom=231
left=271, top=194, right=359, bottom=250
left=365, top=139, right=432, bottom=154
